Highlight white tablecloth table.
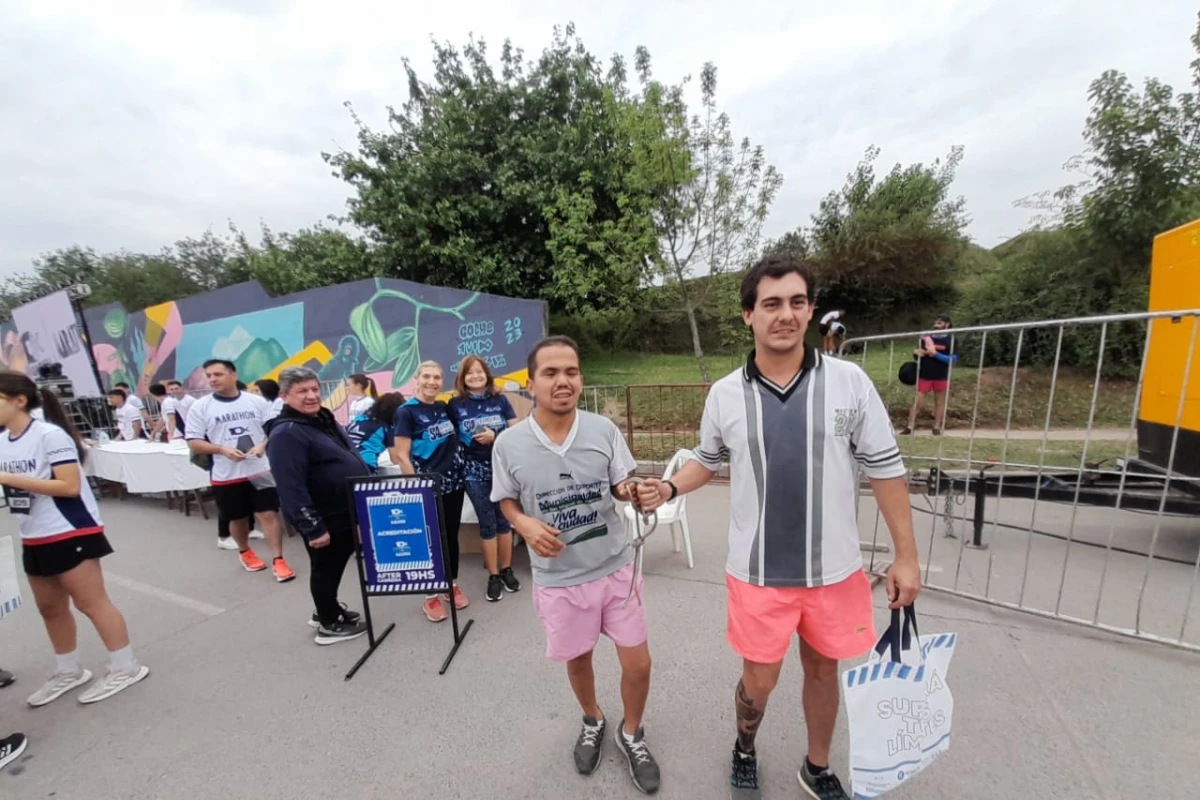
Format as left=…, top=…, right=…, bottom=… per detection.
left=85, top=439, right=212, bottom=494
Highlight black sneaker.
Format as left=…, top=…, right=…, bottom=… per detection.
left=0, top=669, right=14, bottom=689
left=499, top=566, right=521, bottom=593
left=730, top=749, right=761, bottom=798
left=486, top=574, right=504, bottom=602
left=797, top=760, right=850, bottom=800
left=308, top=603, right=362, bottom=629
left=932, top=428, right=943, bottom=437
left=0, top=732, right=28, bottom=773
left=615, top=720, right=660, bottom=794
left=314, top=619, right=368, bottom=646
left=574, top=715, right=606, bottom=775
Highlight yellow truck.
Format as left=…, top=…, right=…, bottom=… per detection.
left=1139, top=218, right=1200, bottom=478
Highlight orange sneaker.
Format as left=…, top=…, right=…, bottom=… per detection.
left=239, top=549, right=267, bottom=572
left=449, top=585, right=469, bottom=610
left=423, top=596, right=447, bottom=623
left=272, top=557, right=296, bottom=583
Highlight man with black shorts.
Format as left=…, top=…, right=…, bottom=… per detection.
left=186, top=359, right=294, bottom=582
left=639, top=257, right=921, bottom=799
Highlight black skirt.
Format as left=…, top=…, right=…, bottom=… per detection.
left=23, top=532, right=114, bottom=578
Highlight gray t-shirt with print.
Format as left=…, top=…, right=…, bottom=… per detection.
left=491, top=410, right=637, bottom=588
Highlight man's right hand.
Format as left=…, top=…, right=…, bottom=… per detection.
left=222, top=447, right=246, bottom=460
left=515, top=515, right=564, bottom=557
left=634, top=478, right=670, bottom=514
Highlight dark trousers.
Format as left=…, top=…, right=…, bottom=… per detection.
left=440, top=488, right=465, bottom=582
left=307, top=526, right=357, bottom=626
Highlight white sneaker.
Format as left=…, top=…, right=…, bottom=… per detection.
left=217, top=538, right=239, bottom=550
left=77, top=664, right=150, bottom=705
left=27, top=669, right=92, bottom=707
left=249, top=531, right=265, bottom=540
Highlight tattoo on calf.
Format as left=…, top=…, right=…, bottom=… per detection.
left=735, top=679, right=764, bottom=753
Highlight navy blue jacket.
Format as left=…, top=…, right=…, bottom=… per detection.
left=264, top=406, right=371, bottom=541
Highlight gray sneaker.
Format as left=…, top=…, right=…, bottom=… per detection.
left=27, top=669, right=92, bottom=707
left=574, top=715, right=606, bottom=775
left=615, top=720, right=660, bottom=794
left=797, top=760, right=850, bottom=800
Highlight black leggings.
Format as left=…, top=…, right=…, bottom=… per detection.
left=307, top=525, right=357, bottom=626
left=440, top=488, right=465, bottom=582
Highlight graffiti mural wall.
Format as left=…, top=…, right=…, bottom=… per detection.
left=83, top=278, right=546, bottom=419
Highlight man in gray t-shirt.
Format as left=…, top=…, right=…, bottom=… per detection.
left=491, top=335, right=661, bottom=795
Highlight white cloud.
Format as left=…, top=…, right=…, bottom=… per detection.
left=0, top=0, right=1196, bottom=277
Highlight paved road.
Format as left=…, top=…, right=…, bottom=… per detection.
left=1, top=489, right=1197, bottom=799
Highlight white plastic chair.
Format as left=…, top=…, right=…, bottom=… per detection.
left=624, top=449, right=695, bottom=569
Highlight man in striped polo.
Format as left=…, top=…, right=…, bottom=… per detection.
left=639, top=256, right=922, bottom=800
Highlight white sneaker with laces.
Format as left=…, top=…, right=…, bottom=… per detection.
left=27, top=669, right=92, bottom=707
left=77, top=664, right=150, bottom=705
left=249, top=531, right=265, bottom=540
left=217, top=538, right=239, bottom=550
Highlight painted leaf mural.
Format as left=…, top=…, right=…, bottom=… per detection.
left=349, top=302, right=387, bottom=365
left=392, top=336, right=421, bottom=388
left=79, top=276, right=543, bottom=420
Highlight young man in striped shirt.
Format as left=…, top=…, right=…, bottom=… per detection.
left=639, top=256, right=922, bottom=800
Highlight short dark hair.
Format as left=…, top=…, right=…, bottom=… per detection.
left=255, top=378, right=281, bottom=402
left=740, top=256, right=817, bottom=311
left=149, top=383, right=166, bottom=397
left=107, top=389, right=126, bottom=401
left=166, top=379, right=182, bottom=388
left=203, top=359, right=237, bottom=373
left=527, top=335, right=580, bottom=376
left=115, top=382, right=131, bottom=390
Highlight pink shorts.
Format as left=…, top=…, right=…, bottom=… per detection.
left=726, top=569, right=876, bottom=664
left=917, top=378, right=949, bottom=393
left=532, top=561, right=648, bottom=662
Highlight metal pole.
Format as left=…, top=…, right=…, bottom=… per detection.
left=72, top=296, right=106, bottom=396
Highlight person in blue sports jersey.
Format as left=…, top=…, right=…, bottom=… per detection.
left=449, top=355, right=520, bottom=603
left=390, top=361, right=468, bottom=622
left=346, top=392, right=405, bottom=471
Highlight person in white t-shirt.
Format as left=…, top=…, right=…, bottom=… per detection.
left=114, top=383, right=152, bottom=431
left=187, top=360, right=294, bottom=582
left=637, top=258, right=921, bottom=799
left=252, top=379, right=285, bottom=420
left=107, top=390, right=144, bottom=441
left=818, top=309, right=846, bottom=355
left=346, top=373, right=377, bottom=419
left=0, top=370, right=150, bottom=707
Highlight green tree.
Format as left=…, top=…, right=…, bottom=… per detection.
left=635, top=57, right=782, bottom=382
left=231, top=223, right=377, bottom=296
left=1016, top=13, right=1200, bottom=292
left=324, top=25, right=678, bottom=312
left=808, top=144, right=968, bottom=319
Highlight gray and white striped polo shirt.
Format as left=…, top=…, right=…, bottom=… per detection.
left=694, top=348, right=906, bottom=588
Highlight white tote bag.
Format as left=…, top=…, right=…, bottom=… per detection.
left=844, top=604, right=956, bottom=797
left=0, top=535, right=21, bottom=619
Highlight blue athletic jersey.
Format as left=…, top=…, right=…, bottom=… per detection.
left=449, top=393, right=516, bottom=462
left=393, top=399, right=463, bottom=490
left=345, top=414, right=389, bottom=470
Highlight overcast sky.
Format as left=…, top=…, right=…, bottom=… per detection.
left=1, top=0, right=1195, bottom=280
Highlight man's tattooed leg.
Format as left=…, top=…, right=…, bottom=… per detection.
left=735, top=678, right=766, bottom=754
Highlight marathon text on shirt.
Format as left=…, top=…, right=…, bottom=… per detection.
left=0, top=458, right=36, bottom=474
left=213, top=410, right=261, bottom=425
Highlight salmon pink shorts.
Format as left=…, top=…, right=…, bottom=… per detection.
left=533, top=561, right=648, bottom=662
left=726, top=569, right=876, bottom=664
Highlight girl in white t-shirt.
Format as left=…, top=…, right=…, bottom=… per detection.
left=0, top=371, right=150, bottom=707
left=346, top=373, right=377, bottom=419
